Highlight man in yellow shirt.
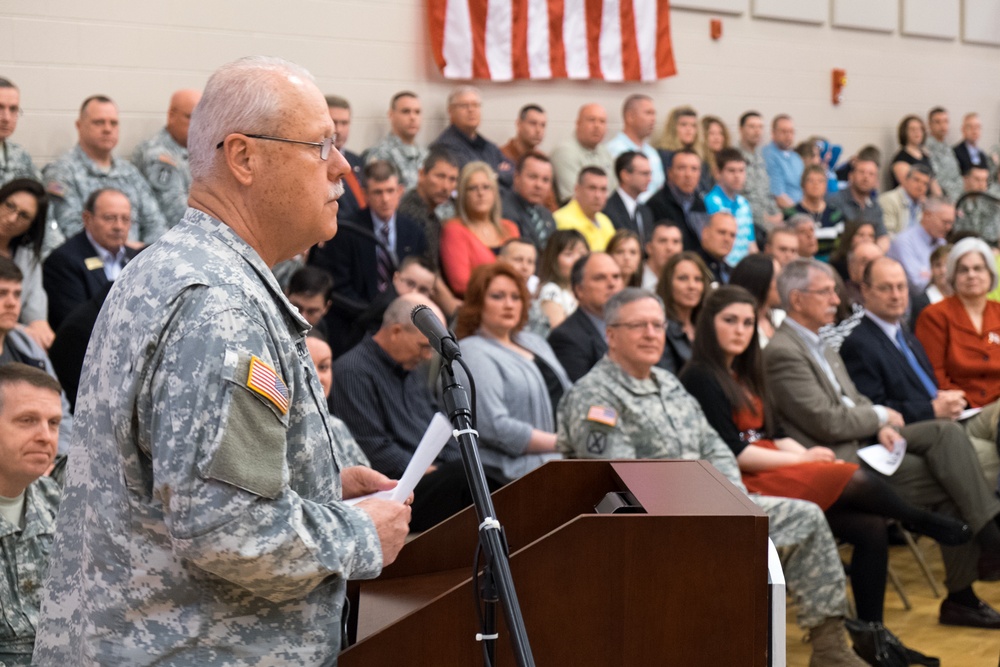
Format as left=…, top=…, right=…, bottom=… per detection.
left=554, top=166, right=615, bottom=251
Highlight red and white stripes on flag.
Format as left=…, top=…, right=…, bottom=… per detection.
left=428, top=0, right=676, bottom=82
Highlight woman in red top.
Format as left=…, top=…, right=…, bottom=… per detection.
left=680, top=285, right=969, bottom=627
left=915, top=237, right=1000, bottom=407
left=439, top=162, right=519, bottom=297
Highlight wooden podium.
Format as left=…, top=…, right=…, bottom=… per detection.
left=340, top=460, right=770, bottom=666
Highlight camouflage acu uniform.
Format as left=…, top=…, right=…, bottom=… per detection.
left=557, top=357, right=848, bottom=629
left=739, top=145, right=779, bottom=230
left=330, top=414, right=371, bottom=469
left=131, top=127, right=191, bottom=229
left=41, top=145, right=167, bottom=245
left=956, top=193, right=1000, bottom=244
left=365, top=134, right=427, bottom=189
left=32, top=209, right=383, bottom=666
left=0, top=140, right=40, bottom=185
left=0, top=477, right=59, bottom=667
left=925, top=137, right=963, bottom=203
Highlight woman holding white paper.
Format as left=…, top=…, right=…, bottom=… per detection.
left=454, top=262, right=571, bottom=483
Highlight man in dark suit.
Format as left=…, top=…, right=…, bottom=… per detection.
left=547, top=252, right=623, bottom=381
left=697, top=212, right=736, bottom=285
left=326, top=95, right=365, bottom=223
left=43, top=188, right=140, bottom=329
left=764, top=257, right=1000, bottom=629
left=309, top=160, right=428, bottom=357
left=603, top=151, right=654, bottom=242
left=646, top=149, right=707, bottom=252
left=954, top=112, right=993, bottom=177
left=500, top=152, right=557, bottom=251
left=840, top=257, right=1000, bottom=483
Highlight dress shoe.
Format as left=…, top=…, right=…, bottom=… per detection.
left=939, top=599, right=1000, bottom=629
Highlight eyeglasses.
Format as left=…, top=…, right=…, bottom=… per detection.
left=1, top=199, right=33, bottom=224
left=215, top=133, right=336, bottom=160
left=608, top=320, right=667, bottom=332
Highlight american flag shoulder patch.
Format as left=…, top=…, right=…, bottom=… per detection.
left=586, top=405, right=617, bottom=427
left=246, top=355, right=289, bottom=415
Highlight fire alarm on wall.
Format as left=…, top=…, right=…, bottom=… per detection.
left=832, top=69, right=847, bottom=105
left=710, top=19, right=722, bottom=40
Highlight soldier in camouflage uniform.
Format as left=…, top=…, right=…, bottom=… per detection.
left=42, top=95, right=167, bottom=248
left=0, top=365, right=64, bottom=667
left=557, top=288, right=866, bottom=666
left=131, top=89, right=201, bottom=229
left=737, top=112, right=781, bottom=231
left=0, top=78, right=40, bottom=187
left=365, top=92, right=427, bottom=190
left=955, top=165, right=1000, bottom=244
left=31, top=56, right=410, bottom=666
left=926, top=108, right=964, bottom=203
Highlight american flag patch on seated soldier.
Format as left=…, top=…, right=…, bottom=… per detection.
left=247, top=355, right=289, bottom=414
left=586, top=405, right=617, bottom=427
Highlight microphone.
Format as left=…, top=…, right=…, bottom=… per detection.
left=411, top=304, right=461, bottom=362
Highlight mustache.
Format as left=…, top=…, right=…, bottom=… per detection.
left=330, top=180, right=345, bottom=201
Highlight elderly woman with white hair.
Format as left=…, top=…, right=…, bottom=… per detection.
left=915, top=236, right=1000, bottom=408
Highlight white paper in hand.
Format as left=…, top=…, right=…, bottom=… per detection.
left=344, top=413, right=453, bottom=505
left=857, top=439, right=907, bottom=476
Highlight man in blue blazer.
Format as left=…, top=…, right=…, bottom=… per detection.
left=43, top=188, right=140, bottom=329
left=309, top=160, right=428, bottom=356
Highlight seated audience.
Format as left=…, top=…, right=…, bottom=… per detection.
left=654, top=105, right=712, bottom=194
left=430, top=86, right=514, bottom=188
left=697, top=212, right=737, bottom=285
left=737, top=111, right=782, bottom=230
left=764, top=258, right=1000, bottom=628
left=553, top=166, right=615, bottom=251
left=47, top=284, right=111, bottom=414
left=0, top=179, right=52, bottom=349
left=787, top=214, right=819, bottom=260
left=879, top=163, right=932, bottom=236
left=821, top=241, right=883, bottom=352
left=440, top=162, right=519, bottom=297
left=331, top=294, right=501, bottom=531
left=605, top=94, right=663, bottom=202
left=704, top=148, right=756, bottom=265
left=557, top=288, right=869, bottom=666
left=792, top=165, right=843, bottom=228
left=602, top=151, right=653, bottom=241
left=887, top=197, right=953, bottom=290
left=285, top=266, right=333, bottom=337
left=729, top=253, right=784, bottom=346
left=954, top=165, right=1000, bottom=244
left=915, top=237, right=1000, bottom=408
left=398, top=148, right=459, bottom=266
left=309, top=160, right=428, bottom=356
left=497, top=238, right=547, bottom=335
left=954, top=112, right=993, bottom=177
left=761, top=114, right=804, bottom=210
left=454, top=263, right=569, bottom=482
left=325, top=95, right=366, bottom=224
left=764, top=225, right=800, bottom=267
left=365, top=91, right=428, bottom=189
left=352, top=255, right=437, bottom=341
left=841, top=257, right=1000, bottom=484
left=647, top=149, right=708, bottom=251
left=829, top=219, right=877, bottom=282
left=42, top=188, right=140, bottom=330
left=656, top=251, right=711, bottom=375
left=305, top=330, right=370, bottom=468
left=826, top=158, right=889, bottom=249
left=547, top=252, right=623, bottom=381
left=500, top=152, right=557, bottom=251
left=550, top=103, right=616, bottom=203
left=0, top=79, right=40, bottom=185
left=889, top=115, right=934, bottom=190
left=0, top=364, right=65, bottom=666
left=641, top=220, right=683, bottom=289
left=500, top=105, right=548, bottom=170
left=536, top=230, right=589, bottom=329
left=701, top=114, right=731, bottom=181
left=681, top=286, right=966, bottom=649
left=926, top=107, right=964, bottom=202
left=606, top=230, right=642, bottom=288
left=909, top=243, right=953, bottom=327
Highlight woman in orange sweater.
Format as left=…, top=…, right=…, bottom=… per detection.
left=915, top=237, right=1000, bottom=407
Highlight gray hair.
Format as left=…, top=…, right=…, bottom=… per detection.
left=947, top=237, right=999, bottom=292
left=381, top=295, right=418, bottom=327
left=188, top=56, right=315, bottom=181
left=785, top=213, right=814, bottom=230
left=907, top=163, right=933, bottom=179
left=922, top=196, right=952, bottom=216
left=605, top=288, right=664, bottom=325
left=447, top=85, right=481, bottom=107
left=777, top=258, right=833, bottom=311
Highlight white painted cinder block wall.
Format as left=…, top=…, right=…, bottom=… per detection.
left=1, top=0, right=998, bottom=172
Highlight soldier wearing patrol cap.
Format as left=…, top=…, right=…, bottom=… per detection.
left=557, top=287, right=867, bottom=667
left=32, top=56, right=411, bottom=666
left=131, top=89, right=201, bottom=229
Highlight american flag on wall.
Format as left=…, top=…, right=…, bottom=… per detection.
left=428, top=0, right=676, bottom=82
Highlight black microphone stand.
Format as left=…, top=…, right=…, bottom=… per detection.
left=438, top=356, right=536, bottom=667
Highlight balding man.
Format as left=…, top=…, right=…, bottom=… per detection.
left=887, top=197, right=953, bottom=290
left=131, top=89, right=201, bottom=228
left=0, top=78, right=40, bottom=185
left=332, top=293, right=500, bottom=531
left=33, top=56, right=410, bottom=664
left=605, top=94, right=664, bottom=202
left=550, top=103, right=616, bottom=203
left=42, top=95, right=167, bottom=248
left=430, top=86, right=514, bottom=188
left=698, top=212, right=737, bottom=284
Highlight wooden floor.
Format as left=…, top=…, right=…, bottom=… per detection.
left=785, top=541, right=1000, bottom=666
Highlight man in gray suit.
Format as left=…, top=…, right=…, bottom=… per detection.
left=763, top=258, right=1000, bottom=629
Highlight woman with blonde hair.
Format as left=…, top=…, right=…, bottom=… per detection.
left=439, top=161, right=520, bottom=296
left=700, top=115, right=730, bottom=180
left=654, top=106, right=712, bottom=193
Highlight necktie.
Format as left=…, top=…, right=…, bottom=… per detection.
left=376, top=221, right=392, bottom=292
left=344, top=169, right=367, bottom=208
left=895, top=327, right=938, bottom=399
left=633, top=208, right=644, bottom=239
